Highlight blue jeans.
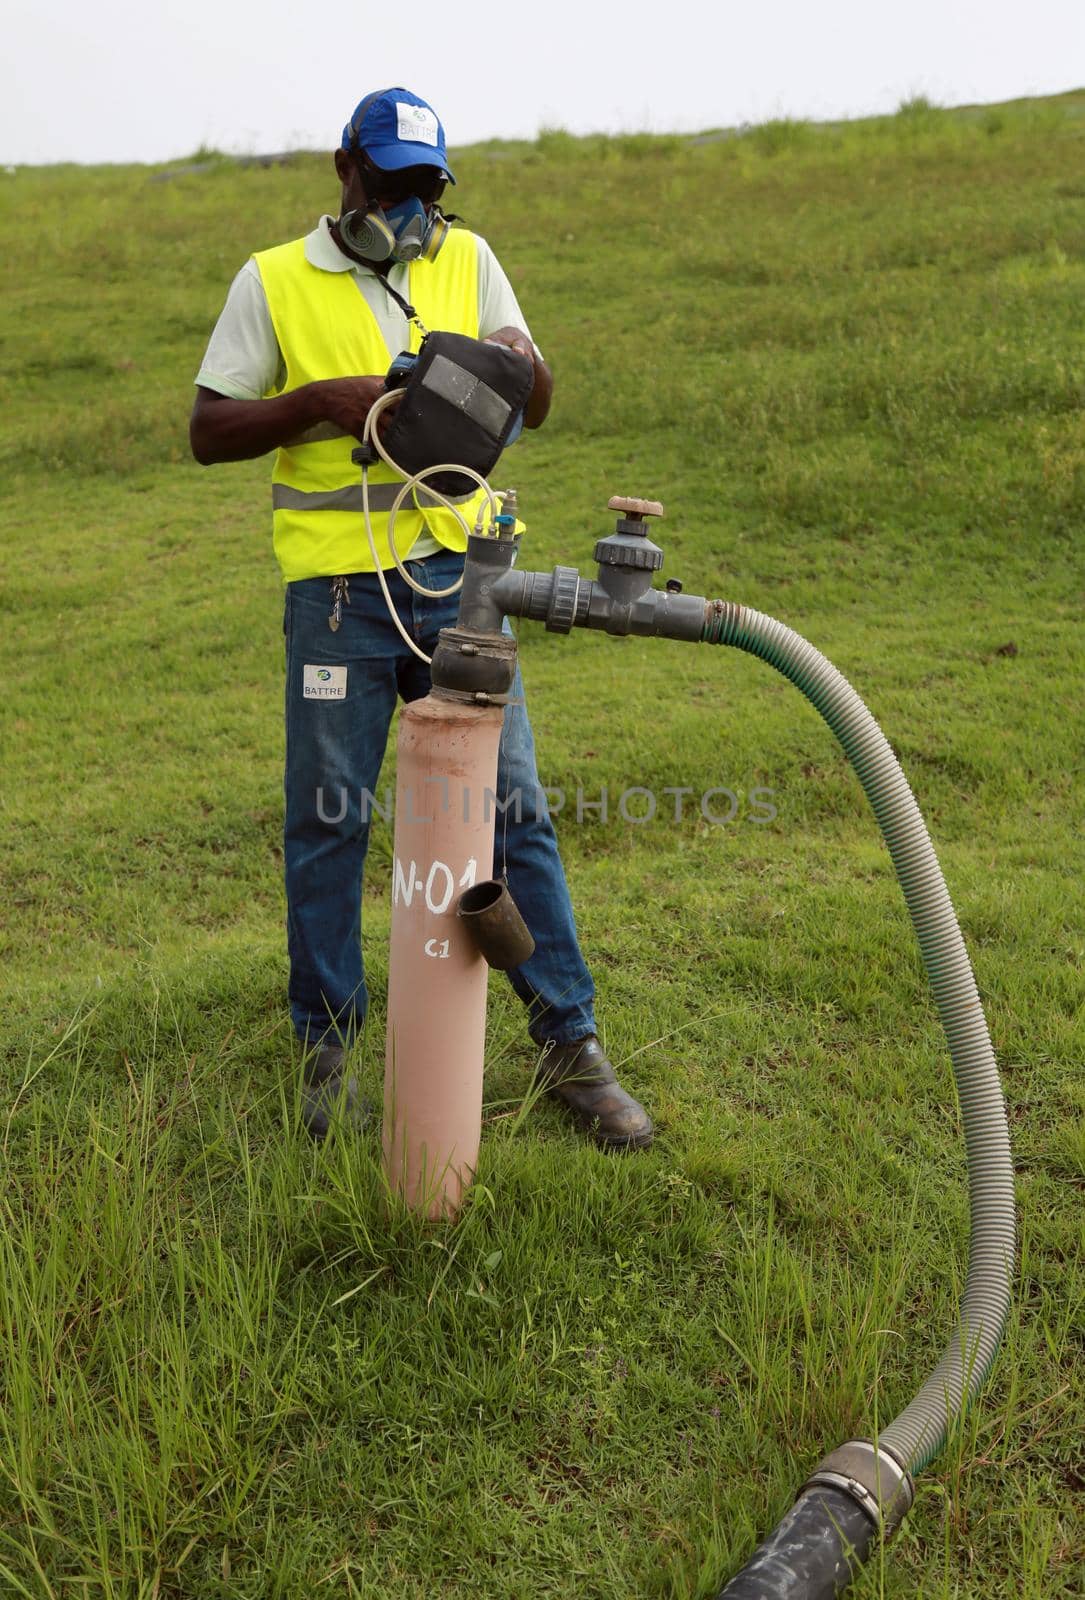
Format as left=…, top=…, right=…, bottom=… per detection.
left=283, top=548, right=596, bottom=1049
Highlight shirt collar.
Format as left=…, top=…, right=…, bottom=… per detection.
left=304, top=214, right=412, bottom=284
left=304, top=214, right=360, bottom=273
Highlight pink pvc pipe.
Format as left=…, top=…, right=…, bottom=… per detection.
left=383, top=694, right=505, bottom=1218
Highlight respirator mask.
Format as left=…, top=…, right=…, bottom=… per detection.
left=339, top=156, right=453, bottom=264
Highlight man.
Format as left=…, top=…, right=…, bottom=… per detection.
left=190, top=86, right=652, bottom=1151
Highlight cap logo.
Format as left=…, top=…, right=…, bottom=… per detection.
left=395, top=101, right=439, bottom=146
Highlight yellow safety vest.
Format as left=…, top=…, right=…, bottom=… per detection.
left=254, top=230, right=489, bottom=582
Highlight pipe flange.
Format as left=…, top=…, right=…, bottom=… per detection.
left=546, top=565, right=581, bottom=633
left=802, top=1440, right=914, bottom=1537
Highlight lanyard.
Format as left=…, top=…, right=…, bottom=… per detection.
left=371, top=267, right=430, bottom=340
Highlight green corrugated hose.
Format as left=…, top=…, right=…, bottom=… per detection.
left=703, top=600, right=1015, bottom=1474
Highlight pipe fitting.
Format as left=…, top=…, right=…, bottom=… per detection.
left=454, top=533, right=525, bottom=635
left=802, top=1440, right=914, bottom=1536
left=430, top=627, right=518, bottom=699
left=545, top=566, right=583, bottom=633
left=456, top=879, right=536, bottom=969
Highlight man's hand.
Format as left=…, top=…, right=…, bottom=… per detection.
left=190, top=375, right=393, bottom=465
left=481, top=326, right=553, bottom=429
left=483, top=325, right=534, bottom=363
left=307, top=376, right=390, bottom=440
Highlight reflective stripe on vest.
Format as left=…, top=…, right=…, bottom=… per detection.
left=254, top=231, right=487, bottom=583
left=270, top=481, right=479, bottom=512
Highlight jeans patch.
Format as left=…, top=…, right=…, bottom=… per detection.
left=303, top=664, right=347, bottom=700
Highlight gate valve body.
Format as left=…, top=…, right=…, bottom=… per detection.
left=594, top=495, right=665, bottom=608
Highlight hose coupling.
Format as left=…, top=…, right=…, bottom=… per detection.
left=701, top=598, right=744, bottom=644
left=430, top=626, right=518, bottom=700
left=801, top=1440, right=914, bottom=1537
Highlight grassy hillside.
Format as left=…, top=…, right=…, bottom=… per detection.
left=1, top=91, right=1083, bottom=1597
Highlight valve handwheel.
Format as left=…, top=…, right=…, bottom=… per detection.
left=607, top=495, right=664, bottom=519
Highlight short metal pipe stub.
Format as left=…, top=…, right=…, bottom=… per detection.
left=456, top=879, right=536, bottom=970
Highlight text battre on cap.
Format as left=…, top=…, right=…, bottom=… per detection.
left=341, top=87, right=456, bottom=183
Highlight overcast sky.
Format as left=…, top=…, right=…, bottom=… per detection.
left=4, top=0, right=1082, bottom=167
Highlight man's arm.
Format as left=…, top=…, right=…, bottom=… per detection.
left=482, top=326, right=553, bottom=429
left=190, top=257, right=397, bottom=465
left=189, top=377, right=389, bottom=464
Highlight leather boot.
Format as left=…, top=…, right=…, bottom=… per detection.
left=300, top=1042, right=371, bottom=1141
left=535, top=1035, right=654, bottom=1151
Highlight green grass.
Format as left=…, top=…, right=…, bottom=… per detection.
left=1, top=90, right=1083, bottom=1596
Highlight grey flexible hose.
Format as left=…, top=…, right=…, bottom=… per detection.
left=703, top=600, right=1015, bottom=1473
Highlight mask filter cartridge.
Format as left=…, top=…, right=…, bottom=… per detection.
left=339, top=197, right=448, bottom=264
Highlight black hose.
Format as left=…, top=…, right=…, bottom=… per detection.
left=715, top=1488, right=879, bottom=1599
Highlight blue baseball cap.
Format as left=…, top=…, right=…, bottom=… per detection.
left=341, top=87, right=455, bottom=183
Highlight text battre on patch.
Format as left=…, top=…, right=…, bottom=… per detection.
left=303, top=664, right=347, bottom=700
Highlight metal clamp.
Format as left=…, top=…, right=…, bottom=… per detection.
left=801, top=1440, right=915, bottom=1537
